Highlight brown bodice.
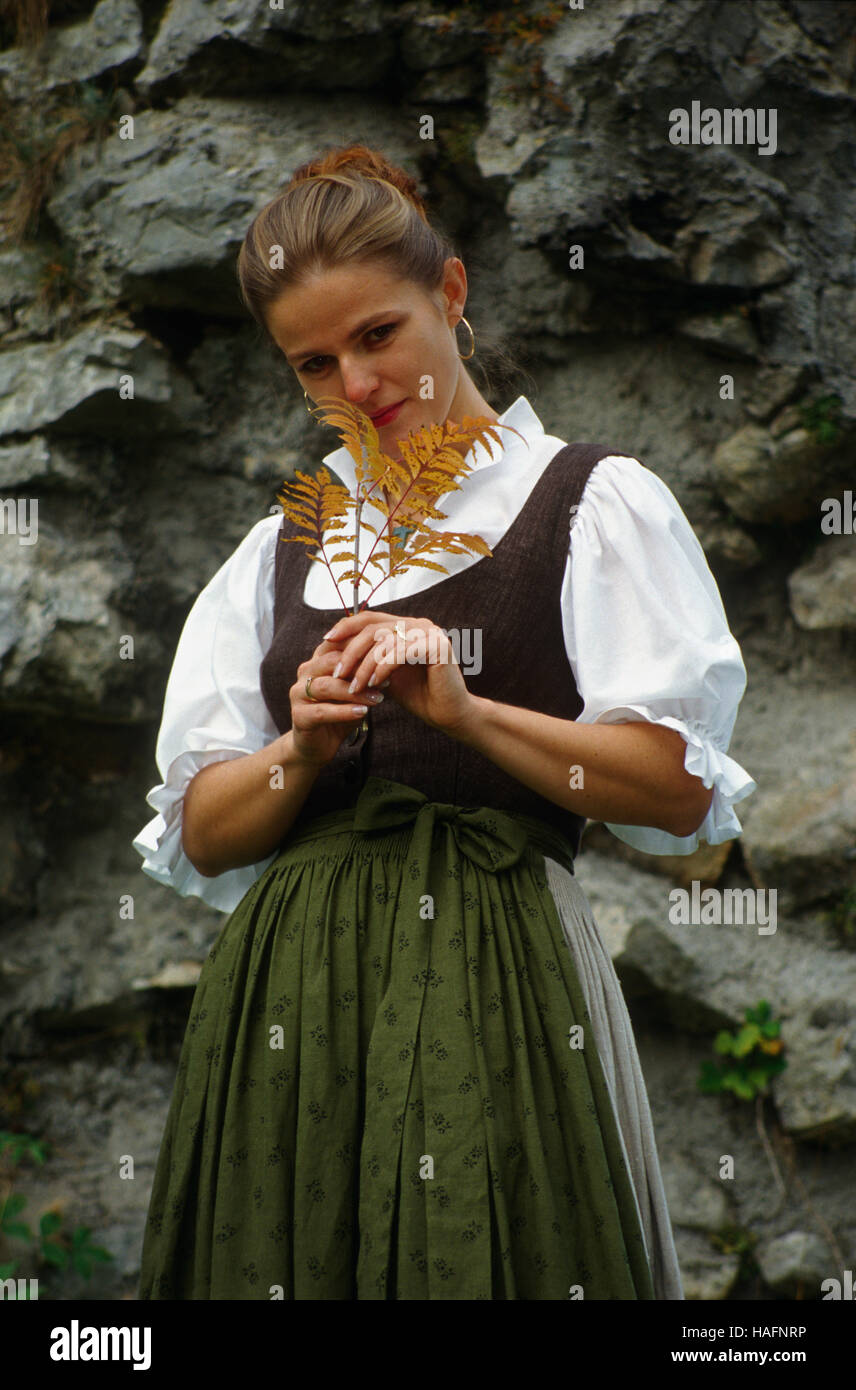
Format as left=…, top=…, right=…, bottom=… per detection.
left=259, top=440, right=614, bottom=859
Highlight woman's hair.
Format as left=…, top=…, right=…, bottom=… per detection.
left=236, top=142, right=531, bottom=401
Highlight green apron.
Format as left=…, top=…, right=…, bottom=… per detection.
left=138, top=775, right=655, bottom=1300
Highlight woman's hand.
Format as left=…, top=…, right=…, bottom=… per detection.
left=321, top=610, right=478, bottom=739
left=290, top=636, right=387, bottom=767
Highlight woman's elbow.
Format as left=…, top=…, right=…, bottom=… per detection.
left=182, top=822, right=216, bottom=877
left=667, top=781, right=715, bottom=839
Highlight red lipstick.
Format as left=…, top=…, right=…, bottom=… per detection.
left=369, top=399, right=405, bottom=427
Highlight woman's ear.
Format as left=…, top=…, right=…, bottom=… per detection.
left=440, top=256, right=468, bottom=323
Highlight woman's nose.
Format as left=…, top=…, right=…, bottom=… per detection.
left=339, top=361, right=377, bottom=404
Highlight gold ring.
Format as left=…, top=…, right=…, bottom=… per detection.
left=305, top=676, right=319, bottom=702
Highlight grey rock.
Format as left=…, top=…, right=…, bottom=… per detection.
left=788, top=534, right=856, bottom=630
left=0, top=533, right=138, bottom=718
left=0, top=434, right=94, bottom=489
left=735, top=672, right=856, bottom=915
left=0, top=0, right=143, bottom=100
left=755, top=1230, right=831, bottom=1297
left=136, top=0, right=392, bottom=97
left=0, top=323, right=203, bottom=438
left=673, top=1228, right=741, bottom=1300
left=47, top=96, right=416, bottom=316
left=577, top=845, right=856, bottom=1140
left=677, top=309, right=760, bottom=359
left=661, top=1151, right=730, bottom=1231
left=692, top=518, right=763, bottom=571
left=712, top=421, right=854, bottom=524
left=743, top=364, right=812, bottom=422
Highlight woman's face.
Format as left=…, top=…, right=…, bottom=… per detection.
left=264, top=257, right=478, bottom=456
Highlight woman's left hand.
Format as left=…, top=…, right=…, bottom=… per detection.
left=322, top=610, right=478, bottom=739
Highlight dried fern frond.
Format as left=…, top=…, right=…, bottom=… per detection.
left=273, top=399, right=523, bottom=613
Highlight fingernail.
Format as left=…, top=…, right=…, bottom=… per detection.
left=367, top=672, right=377, bottom=688
left=367, top=691, right=384, bottom=703
left=333, top=661, right=342, bottom=679
left=324, top=627, right=337, bottom=639
left=348, top=678, right=357, bottom=694
left=380, top=679, right=390, bottom=688
left=352, top=704, right=368, bottom=715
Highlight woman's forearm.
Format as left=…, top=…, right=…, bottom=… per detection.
left=452, top=696, right=714, bottom=838
left=181, top=731, right=322, bottom=877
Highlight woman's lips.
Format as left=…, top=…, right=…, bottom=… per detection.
left=370, top=398, right=405, bottom=426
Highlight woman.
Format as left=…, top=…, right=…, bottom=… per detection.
left=133, top=145, right=756, bottom=1300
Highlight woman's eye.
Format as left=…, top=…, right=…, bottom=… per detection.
left=299, top=324, right=395, bottom=374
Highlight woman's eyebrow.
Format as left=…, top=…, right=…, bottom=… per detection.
left=286, top=312, right=405, bottom=365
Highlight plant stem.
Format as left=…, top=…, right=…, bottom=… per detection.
left=772, top=1122, right=848, bottom=1269
left=345, top=443, right=369, bottom=744
left=754, top=1092, right=787, bottom=1202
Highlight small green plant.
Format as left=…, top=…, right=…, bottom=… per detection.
left=710, top=1222, right=760, bottom=1284
left=698, top=999, right=787, bottom=1101
left=825, top=885, right=856, bottom=945
left=414, top=3, right=572, bottom=114
left=0, top=79, right=121, bottom=243
left=798, top=393, right=843, bottom=446
left=0, top=1130, right=114, bottom=1291
left=35, top=240, right=87, bottom=318
left=698, top=1003, right=847, bottom=1283
left=436, top=114, right=484, bottom=169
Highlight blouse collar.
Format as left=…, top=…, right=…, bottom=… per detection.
left=321, top=394, right=544, bottom=493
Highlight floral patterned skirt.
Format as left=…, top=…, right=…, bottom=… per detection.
left=138, top=776, right=655, bottom=1300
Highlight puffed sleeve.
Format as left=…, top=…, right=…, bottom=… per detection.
left=560, top=454, right=757, bottom=854
left=132, top=513, right=284, bottom=912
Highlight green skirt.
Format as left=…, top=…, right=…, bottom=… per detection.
left=138, top=775, right=654, bottom=1300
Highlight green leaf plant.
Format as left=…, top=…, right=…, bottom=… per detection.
left=698, top=999, right=786, bottom=1103
left=0, top=1129, right=114, bottom=1294
left=697, top=1001, right=847, bottom=1281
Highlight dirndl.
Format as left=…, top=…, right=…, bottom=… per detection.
left=138, top=775, right=655, bottom=1300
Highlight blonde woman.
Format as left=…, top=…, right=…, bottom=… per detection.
left=134, top=144, right=755, bottom=1300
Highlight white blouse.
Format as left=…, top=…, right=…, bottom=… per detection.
left=132, top=395, right=756, bottom=914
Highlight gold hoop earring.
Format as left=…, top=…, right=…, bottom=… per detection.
left=457, top=316, right=475, bottom=360
left=304, top=391, right=314, bottom=414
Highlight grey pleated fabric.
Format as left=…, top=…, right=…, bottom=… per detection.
left=544, top=857, right=685, bottom=1301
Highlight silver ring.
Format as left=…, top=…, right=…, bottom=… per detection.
left=305, top=676, right=319, bottom=702
left=394, top=621, right=406, bottom=638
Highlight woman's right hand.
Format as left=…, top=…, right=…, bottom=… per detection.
left=289, top=640, right=385, bottom=767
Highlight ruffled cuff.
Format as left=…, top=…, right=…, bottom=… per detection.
left=594, top=705, right=757, bottom=856
left=132, top=747, right=278, bottom=914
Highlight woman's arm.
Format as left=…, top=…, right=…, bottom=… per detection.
left=449, top=698, right=713, bottom=838
left=322, top=611, right=714, bottom=839
left=182, top=730, right=322, bottom=877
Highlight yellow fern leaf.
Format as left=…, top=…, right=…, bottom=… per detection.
left=311, top=398, right=382, bottom=488
left=280, top=534, right=323, bottom=548
left=285, top=480, right=320, bottom=499
left=396, top=556, right=449, bottom=573
left=431, top=529, right=493, bottom=557
left=274, top=401, right=509, bottom=610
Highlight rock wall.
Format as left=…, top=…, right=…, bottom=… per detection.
left=1, top=0, right=854, bottom=1300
